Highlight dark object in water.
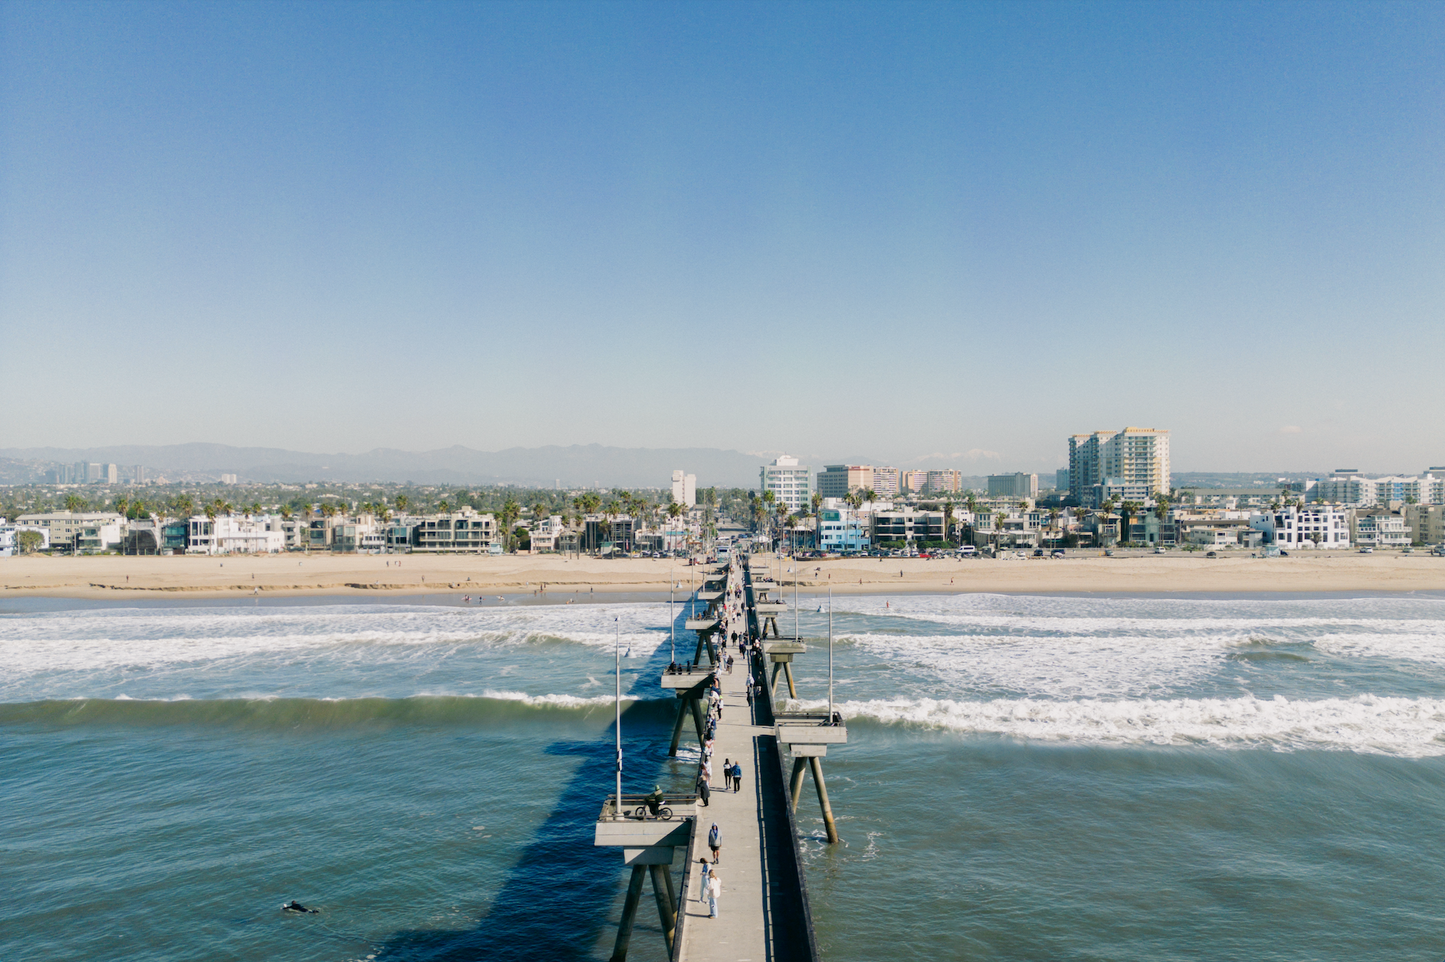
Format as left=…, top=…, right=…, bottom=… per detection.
left=281, top=900, right=319, bottom=914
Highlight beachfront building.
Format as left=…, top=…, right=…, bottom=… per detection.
left=988, top=473, right=1039, bottom=499
left=526, top=515, right=568, bottom=552
left=186, top=515, right=286, bottom=554
left=1351, top=511, right=1409, bottom=549
left=1249, top=505, right=1351, bottom=549
left=760, top=455, right=812, bottom=512
left=15, top=511, right=127, bottom=553
left=670, top=470, right=696, bottom=508
left=1406, top=504, right=1445, bottom=546
left=412, top=508, right=497, bottom=552
left=1068, top=427, right=1170, bottom=506
left=816, top=503, right=870, bottom=554
left=872, top=510, right=947, bottom=546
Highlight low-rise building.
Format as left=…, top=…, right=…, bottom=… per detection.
left=817, top=503, right=870, bottom=554
left=1352, top=511, right=1410, bottom=549
left=186, top=515, right=286, bottom=554
left=1249, top=505, right=1352, bottom=549
left=988, top=473, right=1039, bottom=499
left=413, top=509, right=497, bottom=552
left=15, top=512, right=127, bottom=553
left=872, top=509, right=946, bottom=546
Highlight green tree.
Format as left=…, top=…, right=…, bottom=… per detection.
left=17, top=530, right=44, bottom=554
left=1119, top=501, right=1140, bottom=546
left=64, top=493, right=85, bottom=513
left=395, top=494, right=409, bottom=513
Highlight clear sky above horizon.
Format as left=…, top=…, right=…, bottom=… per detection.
left=2, top=1, right=1442, bottom=474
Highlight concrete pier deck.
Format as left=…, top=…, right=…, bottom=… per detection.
left=675, top=561, right=817, bottom=962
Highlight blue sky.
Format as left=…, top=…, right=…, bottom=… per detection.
left=2, top=1, right=1442, bottom=474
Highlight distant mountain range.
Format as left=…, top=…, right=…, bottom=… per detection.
left=0, top=443, right=777, bottom=488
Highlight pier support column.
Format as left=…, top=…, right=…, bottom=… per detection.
left=649, top=863, right=676, bottom=954
left=769, top=662, right=783, bottom=696
left=783, top=662, right=798, bottom=699
left=610, top=864, right=647, bottom=962
left=809, top=756, right=839, bottom=844
left=668, top=697, right=689, bottom=757
left=789, top=757, right=807, bottom=813
left=690, top=698, right=707, bottom=744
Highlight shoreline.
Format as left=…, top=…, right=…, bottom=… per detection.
left=2, top=552, right=1443, bottom=600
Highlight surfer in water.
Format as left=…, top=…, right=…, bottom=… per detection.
left=281, top=900, right=319, bottom=914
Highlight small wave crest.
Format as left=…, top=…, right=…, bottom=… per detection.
left=0, top=693, right=674, bottom=730
left=787, top=694, right=1445, bottom=757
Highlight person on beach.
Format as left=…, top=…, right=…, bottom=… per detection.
left=708, top=822, right=722, bottom=864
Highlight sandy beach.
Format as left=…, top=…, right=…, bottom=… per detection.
left=2, top=551, right=1443, bottom=599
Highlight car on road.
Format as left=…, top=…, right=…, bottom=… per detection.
left=1206, top=551, right=1218, bottom=558
left=1051, top=549, right=1066, bottom=559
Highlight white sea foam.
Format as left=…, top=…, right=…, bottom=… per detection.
left=786, top=694, right=1445, bottom=757
left=0, top=602, right=678, bottom=680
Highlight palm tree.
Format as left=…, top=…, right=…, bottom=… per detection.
left=1119, top=501, right=1140, bottom=546
left=994, top=511, right=1008, bottom=555
left=1048, top=507, right=1060, bottom=547
left=500, top=497, right=521, bottom=552
left=64, top=493, right=85, bottom=513
left=395, top=494, right=409, bottom=513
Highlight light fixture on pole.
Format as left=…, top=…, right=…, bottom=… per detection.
left=828, top=585, right=834, bottom=721
left=615, top=615, right=622, bottom=816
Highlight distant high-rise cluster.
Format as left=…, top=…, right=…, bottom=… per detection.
left=1068, top=427, right=1171, bottom=506
left=815, top=464, right=961, bottom=499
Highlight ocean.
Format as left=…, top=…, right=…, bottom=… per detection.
left=4, top=591, right=1445, bottom=960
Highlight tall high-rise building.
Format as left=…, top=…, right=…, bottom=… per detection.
left=760, top=455, right=811, bottom=512
left=925, top=470, right=962, bottom=494
left=670, top=469, right=696, bottom=507
left=1068, top=427, right=1170, bottom=506
left=871, top=466, right=899, bottom=497
left=105, top=463, right=118, bottom=484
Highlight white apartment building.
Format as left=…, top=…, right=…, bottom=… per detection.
left=670, top=470, right=697, bottom=508
left=1352, top=512, right=1410, bottom=549
left=1249, top=505, right=1351, bottom=549
left=528, top=515, right=568, bottom=552
left=760, top=455, right=812, bottom=512
left=186, top=515, right=286, bottom=554
left=1068, top=427, right=1170, bottom=506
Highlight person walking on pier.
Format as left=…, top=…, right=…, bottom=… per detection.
left=731, top=761, right=742, bottom=792
left=698, top=859, right=711, bottom=904
left=706, top=870, right=722, bottom=919
left=708, top=821, right=722, bottom=864
left=721, top=758, right=731, bottom=791
left=696, top=769, right=710, bottom=806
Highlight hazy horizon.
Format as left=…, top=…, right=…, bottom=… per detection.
left=3, top=2, right=1442, bottom=472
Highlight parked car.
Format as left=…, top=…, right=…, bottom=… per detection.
left=1360, top=547, right=1374, bottom=554
left=1051, top=549, right=1065, bottom=559
left=1206, top=551, right=1218, bottom=558
left=1032, top=549, right=1044, bottom=558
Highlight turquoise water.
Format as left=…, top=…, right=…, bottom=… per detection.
left=4, top=593, right=1445, bottom=960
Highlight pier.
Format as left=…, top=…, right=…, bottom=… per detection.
left=596, top=552, right=838, bottom=961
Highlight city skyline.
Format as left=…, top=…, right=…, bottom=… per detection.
left=3, top=3, right=1442, bottom=470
